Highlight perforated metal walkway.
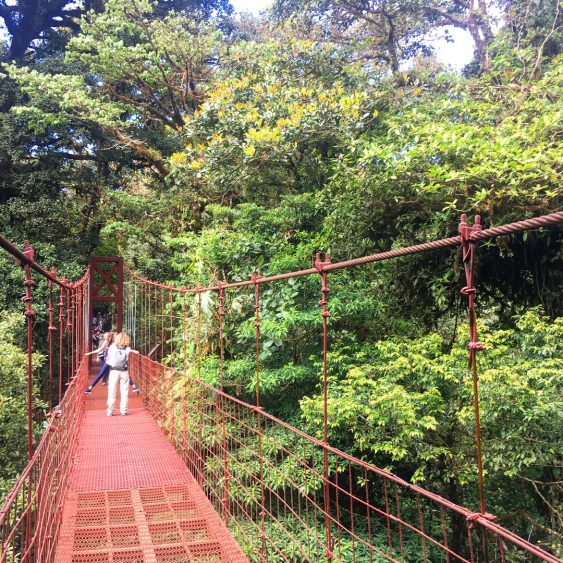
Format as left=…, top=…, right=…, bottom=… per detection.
left=54, top=372, right=248, bottom=563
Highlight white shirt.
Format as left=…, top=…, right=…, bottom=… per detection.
left=105, top=344, right=131, bottom=370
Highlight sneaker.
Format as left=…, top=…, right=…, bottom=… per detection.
left=132, top=385, right=140, bottom=393
left=101, top=382, right=107, bottom=386
left=107, top=413, right=112, bottom=417
left=84, top=388, right=92, bottom=394
left=121, top=413, right=127, bottom=416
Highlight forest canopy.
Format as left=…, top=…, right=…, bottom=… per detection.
left=0, top=0, right=561, bottom=554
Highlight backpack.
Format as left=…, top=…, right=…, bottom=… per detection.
left=112, top=346, right=128, bottom=371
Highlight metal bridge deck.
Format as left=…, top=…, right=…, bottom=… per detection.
left=54, top=372, right=248, bottom=563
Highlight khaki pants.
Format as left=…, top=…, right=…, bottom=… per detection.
left=107, top=369, right=129, bottom=416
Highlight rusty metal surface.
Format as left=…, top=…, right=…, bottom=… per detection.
left=1, top=212, right=562, bottom=563
left=129, top=354, right=561, bottom=562
left=54, top=376, right=248, bottom=563
left=0, top=360, right=89, bottom=563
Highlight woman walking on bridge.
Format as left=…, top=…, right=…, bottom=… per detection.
left=106, top=332, right=138, bottom=417
left=85, top=331, right=115, bottom=393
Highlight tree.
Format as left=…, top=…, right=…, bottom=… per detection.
left=300, top=310, right=563, bottom=552
left=271, top=0, right=499, bottom=70
left=0, top=0, right=83, bottom=60
left=0, top=312, right=45, bottom=500
left=6, top=0, right=226, bottom=174
left=271, top=0, right=432, bottom=71
left=166, top=38, right=375, bottom=227
left=153, top=0, right=233, bottom=19
left=496, top=0, right=562, bottom=77
left=319, top=61, right=563, bottom=318
left=0, top=0, right=233, bottom=61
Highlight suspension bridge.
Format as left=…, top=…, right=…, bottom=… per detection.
left=0, top=212, right=562, bottom=562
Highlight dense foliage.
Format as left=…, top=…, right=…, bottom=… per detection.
left=0, top=312, right=45, bottom=497
left=0, top=0, right=561, bottom=553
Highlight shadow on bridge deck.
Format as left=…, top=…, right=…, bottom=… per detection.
left=54, top=369, right=248, bottom=563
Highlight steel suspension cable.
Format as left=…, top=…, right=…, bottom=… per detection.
left=125, top=211, right=563, bottom=293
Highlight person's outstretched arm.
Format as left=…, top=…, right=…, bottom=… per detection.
left=86, top=342, right=105, bottom=356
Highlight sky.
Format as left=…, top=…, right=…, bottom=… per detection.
left=230, top=0, right=475, bottom=70
left=0, top=0, right=476, bottom=70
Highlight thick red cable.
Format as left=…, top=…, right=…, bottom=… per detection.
left=125, top=211, right=563, bottom=292
left=0, top=234, right=70, bottom=288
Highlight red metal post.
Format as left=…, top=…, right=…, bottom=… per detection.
left=169, top=289, right=175, bottom=438
left=66, top=286, right=71, bottom=386
left=160, top=286, right=165, bottom=362
left=252, top=273, right=262, bottom=408
left=315, top=252, right=333, bottom=562
left=89, top=257, right=124, bottom=343
left=218, top=283, right=225, bottom=392
left=181, top=291, right=187, bottom=457
left=196, top=287, right=202, bottom=377
left=252, top=272, right=267, bottom=557
left=147, top=283, right=152, bottom=356
left=47, top=272, right=56, bottom=412
left=459, top=214, right=487, bottom=515
left=169, top=289, right=174, bottom=363
left=75, top=284, right=81, bottom=371
left=195, top=286, right=203, bottom=488
left=217, top=282, right=230, bottom=521
left=58, top=282, right=65, bottom=404
left=154, top=285, right=158, bottom=359
left=182, top=291, right=187, bottom=373
left=70, top=286, right=76, bottom=378
left=20, top=242, right=37, bottom=461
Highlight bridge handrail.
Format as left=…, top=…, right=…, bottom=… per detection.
left=125, top=211, right=563, bottom=292
left=131, top=354, right=560, bottom=562
left=0, top=235, right=69, bottom=288
left=0, top=359, right=88, bottom=562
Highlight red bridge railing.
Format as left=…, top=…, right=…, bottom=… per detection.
left=0, top=236, right=90, bottom=563
left=123, top=212, right=563, bottom=562
left=130, top=353, right=561, bottom=562
left=0, top=360, right=88, bottom=563
left=0, top=212, right=561, bottom=562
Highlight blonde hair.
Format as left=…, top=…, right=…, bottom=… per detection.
left=114, top=332, right=130, bottom=347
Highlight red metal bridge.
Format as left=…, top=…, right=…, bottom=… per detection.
left=0, top=212, right=562, bottom=562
